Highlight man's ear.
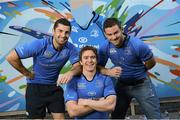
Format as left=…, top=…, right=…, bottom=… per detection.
left=104, top=32, right=108, bottom=38
left=52, top=29, right=54, bottom=34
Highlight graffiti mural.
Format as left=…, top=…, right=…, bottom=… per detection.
left=0, top=0, right=179, bottom=112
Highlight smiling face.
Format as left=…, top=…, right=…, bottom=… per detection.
left=53, top=23, right=71, bottom=50
left=80, top=50, right=97, bottom=72
left=104, top=24, right=124, bottom=47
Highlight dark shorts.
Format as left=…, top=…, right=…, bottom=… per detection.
left=25, top=83, right=65, bottom=119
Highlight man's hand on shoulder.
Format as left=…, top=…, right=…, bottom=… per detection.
left=56, top=71, right=73, bottom=85
left=107, top=66, right=122, bottom=77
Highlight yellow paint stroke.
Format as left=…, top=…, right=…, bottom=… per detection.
left=3, top=11, right=13, bottom=17
left=24, top=2, right=33, bottom=8
left=49, top=15, right=56, bottom=20
left=22, top=27, right=32, bottom=32
left=155, top=57, right=180, bottom=69
left=13, top=10, right=22, bottom=16
left=148, top=72, right=180, bottom=91
left=155, top=77, right=180, bottom=91
left=145, top=36, right=180, bottom=42
left=172, top=79, right=180, bottom=85
left=6, top=75, right=24, bottom=84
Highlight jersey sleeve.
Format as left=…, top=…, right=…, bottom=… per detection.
left=15, top=39, right=44, bottom=59
left=64, top=78, right=78, bottom=102
left=69, top=45, right=79, bottom=65
left=98, top=42, right=109, bottom=66
left=138, top=41, right=153, bottom=62
left=132, top=37, right=153, bottom=62
left=104, top=76, right=116, bottom=98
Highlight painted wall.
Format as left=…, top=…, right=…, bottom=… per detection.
left=0, top=0, right=179, bottom=112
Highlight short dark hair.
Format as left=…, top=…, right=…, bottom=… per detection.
left=53, top=18, right=71, bottom=31
left=80, top=46, right=98, bottom=61
left=103, top=18, right=122, bottom=31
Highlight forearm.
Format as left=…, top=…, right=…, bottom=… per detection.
left=97, top=65, right=110, bottom=76
left=6, top=50, right=31, bottom=76
left=70, top=62, right=82, bottom=76
left=97, top=65, right=122, bottom=77
left=82, top=96, right=116, bottom=112
left=144, top=57, right=156, bottom=70
left=57, top=62, right=82, bottom=84
left=66, top=101, right=93, bottom=118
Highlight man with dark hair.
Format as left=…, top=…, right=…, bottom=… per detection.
left=99, top=18, right=162, bottom=119
left=6, top=18, right=81, bottom=119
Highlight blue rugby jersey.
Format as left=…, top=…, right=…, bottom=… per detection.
left=65, top=72, right=116, bottom=119
left=99, top=35, right=153, bottom=81
left=15, top=37, right=79, bottom=84
left=70, top=12, right=108, bottom=66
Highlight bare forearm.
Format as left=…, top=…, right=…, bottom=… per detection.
left=6, top=50, right=31, bottom=76
left=97, top=65, right=109, bottom=76
left=66, top=101, right=93, bottom=118
left=81, top=96, right=116, bottom=112
left=144, top=57, right=156, bottom=70
left=98, top=66, right=122, bottom=77
left=71, top=62, right=82, bottom=76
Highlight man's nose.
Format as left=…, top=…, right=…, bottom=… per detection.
left=61, top=32, right=66, bottom=37
left=88, top=58, right=93, bottom=62
left=111, top=34, right=116, bottom=40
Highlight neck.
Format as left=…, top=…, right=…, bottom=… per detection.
left=83, top=70, right=96, bottom=81
left=116, top=34, right=126, bottom=48
left=53, top=38, right=63, bottom=51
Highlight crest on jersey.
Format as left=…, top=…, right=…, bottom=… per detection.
left=43, top=51, right=53, bottom=58
left=110, top=48, right=117, bottom=54
left=90, top=29, right=99, bottom=37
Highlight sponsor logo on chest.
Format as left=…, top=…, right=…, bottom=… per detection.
left=43, top=51, right=53, bottom=58
left=77, top=83, right=86, bottom=89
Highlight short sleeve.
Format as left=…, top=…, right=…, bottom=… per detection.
left=98, top=42, right=109, bottom=66
left=69, top=45, right=79, bottom=65
left=15, top=40, right=44, bottom=59
left=104, top=76, right=116, bottom=98
left=138, top=41, right=153, bottom=62
left=64, top=78, right=78, bottom=102
left=130, top=37, right=153, bottom=62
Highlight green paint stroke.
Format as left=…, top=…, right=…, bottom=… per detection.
left=95, top=5, right=104, bottom=14
left=0, top=76, right=7, bottom=82
left=19, top=84, right=27, bottom=89
left=60, top=65, right=72, bottom=74
left=154, top=77, right=180, bottom=91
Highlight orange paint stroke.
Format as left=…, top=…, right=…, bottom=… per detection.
left=148, top=72, right=157, bottom=79
left=155, top=57, right=180, bottom=69
left=6, top=75, right=24, bottom=84
left=34, top=8, right=72, bottom=20
left=170, top=69, right=180, bottom=76
left=175, top=48, right=180, bottom=51
left=145, top=36, right=180, bottom=42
